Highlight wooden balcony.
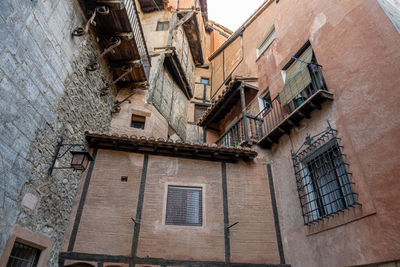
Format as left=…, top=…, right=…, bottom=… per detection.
left=257, top=89, right=333, bottom=148
left=76, top=0, right=151, bottom=90
left=214, top=67, right=333, bottom=149
left=137, top=0, right=169, bottom=13
left=177, top=10, right=204, bottom=66
left=215, top=114, right=261, bottom=147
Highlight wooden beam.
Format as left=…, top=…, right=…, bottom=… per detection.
left=109, top=59, right=141, bottom=68
left=166, top=54, right=191, bottom=99
left=310, top=100, right=322, bottom=110
left=175, top=11, right=197, bottom=29
left=117, top=81, right=149, bottom=89
left=298, top=111, right=310, bottom=119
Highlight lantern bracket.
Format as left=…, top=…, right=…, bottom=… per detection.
left=48, top=137, right=93, bottom=176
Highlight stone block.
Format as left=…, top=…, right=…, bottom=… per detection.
left=11, top=156, right=32, bottom=183
left=0, top=52, right=18, bottom=78
left=0, top=120, right=21, bottom=148
left=3, top=196, right=19, bottom=225
left=0, top=0, right=14, bottom=21
left=26, top=14, right=47, bottom=49
left=21, top=193, right=39, bottom=211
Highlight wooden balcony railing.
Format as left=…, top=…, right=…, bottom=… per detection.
left=123, top=0, right=151, bottom=79
left=215, top=115, right=261, bottom=147
left=215, top=65, right=334, bottom=148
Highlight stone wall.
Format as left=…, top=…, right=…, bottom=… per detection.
left=0, top=0, right=115, bottom=265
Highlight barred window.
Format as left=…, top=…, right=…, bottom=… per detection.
left=166, top=186, right=202, bottom=226
left=292, top=125, right=359, bottom=225
left=7, top=242, right=41, bottom=267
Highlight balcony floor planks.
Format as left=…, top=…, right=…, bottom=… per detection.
left=78, top=0, right=147, bottom=85
left=258, top=90, right=334, bottom=148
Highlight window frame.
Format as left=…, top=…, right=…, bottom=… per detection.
left=6, top=241, right=42, bottom=266
left=256, top=26, right=276, bottom=59
left=258, top=91, right=272, bottom=112
left=156, top=21, right=170, bottom=31
left=163, top=183, right=205, bottom=228
left=200, top=77, right=210, bottom=85
left=130, top=114, right=146, bottom=130
left=292, top=126, right=359, bottom=225
left=0, top=225, right=52, bottom=267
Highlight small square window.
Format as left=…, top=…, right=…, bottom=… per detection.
left=166, top=186, right=202, bottom=226
left=156, top=21, right=169, bottom=31
left=131, top=115, right=146, bottom=130
left=7, top=242, right=41, bottom=266
left=200, top=78, right=209, bottom=85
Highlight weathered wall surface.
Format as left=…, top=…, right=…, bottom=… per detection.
left=0, top=0, right=114, bottom=265
left=148, top=65, right=189, bottom=140
left=138, top=155, right=225, bottom=261
left=252, top=0, right=400, bottom=266
left=63, top=150, right=144, bottom=256
left=110, top=89, right=169, bottom=139
left=227, top=160, right=280, bottom=264
left=62, top=150, right=281, bottom=264
left=173, top=25, right=196, bottom=90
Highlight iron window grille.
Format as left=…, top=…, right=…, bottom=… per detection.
left=166, top=186, right=202, bottom=226
left=7, top=242, right=41, bottom=267
left=291, top=122, right=361, bottom=225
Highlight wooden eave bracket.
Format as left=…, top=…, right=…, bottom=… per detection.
left=164, top=52, right=193, bottom=99
left=175, top=11, right=197, bottom=29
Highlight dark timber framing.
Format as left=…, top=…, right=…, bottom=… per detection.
left=59, top=251, right=291, bottom=266
left=85, top=132, right=257, bottom=163
left=130, top=153, right=149, bottom=267
left=221, top=162, right=231, bottom=263
left=266, top=164, right=285, bottom=264
left=67, top=148, right=98, bottom=252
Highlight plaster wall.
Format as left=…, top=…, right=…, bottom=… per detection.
left=110, top=89, right=169, bottom=139
left=251, top=0, right=400, bottom=266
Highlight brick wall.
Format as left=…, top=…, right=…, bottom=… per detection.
left=63, top=150, right=281, bottom=265
left=0, top=0, right=115, bottom=264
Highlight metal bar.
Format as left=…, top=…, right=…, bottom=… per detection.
left=100, top=66, right=132, bottom=96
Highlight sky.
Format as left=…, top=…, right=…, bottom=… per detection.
left=207, top=0, right=265, bottom=32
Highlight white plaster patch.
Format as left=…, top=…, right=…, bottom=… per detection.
left=21, top=193, right=39, bottom=211
left=310, top=12, right=327, bottom=42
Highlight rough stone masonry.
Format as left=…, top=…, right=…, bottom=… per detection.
left=0, top=0, right=116, bottom=265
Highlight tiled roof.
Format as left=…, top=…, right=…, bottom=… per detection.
left=85, top=132, right=257, bottom=162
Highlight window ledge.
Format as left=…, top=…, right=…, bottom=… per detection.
left=0, top=224, right=53, bottom=267
left=306, top=206, right=376, bottom=236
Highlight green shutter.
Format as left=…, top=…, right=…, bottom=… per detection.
left=279, top=47, right=313, bottom=106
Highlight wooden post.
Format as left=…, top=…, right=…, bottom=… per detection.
left=203, top=126, right=207, bottom=143
left=240, top=85, right=249, bottom=142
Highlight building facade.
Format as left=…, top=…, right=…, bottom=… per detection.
left=200, top=0, right=400, bottom=266
left=0, top=0, right=400, bottom=266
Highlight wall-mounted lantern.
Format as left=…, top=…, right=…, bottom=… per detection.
left=48, top=137, right=93, bottom=176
